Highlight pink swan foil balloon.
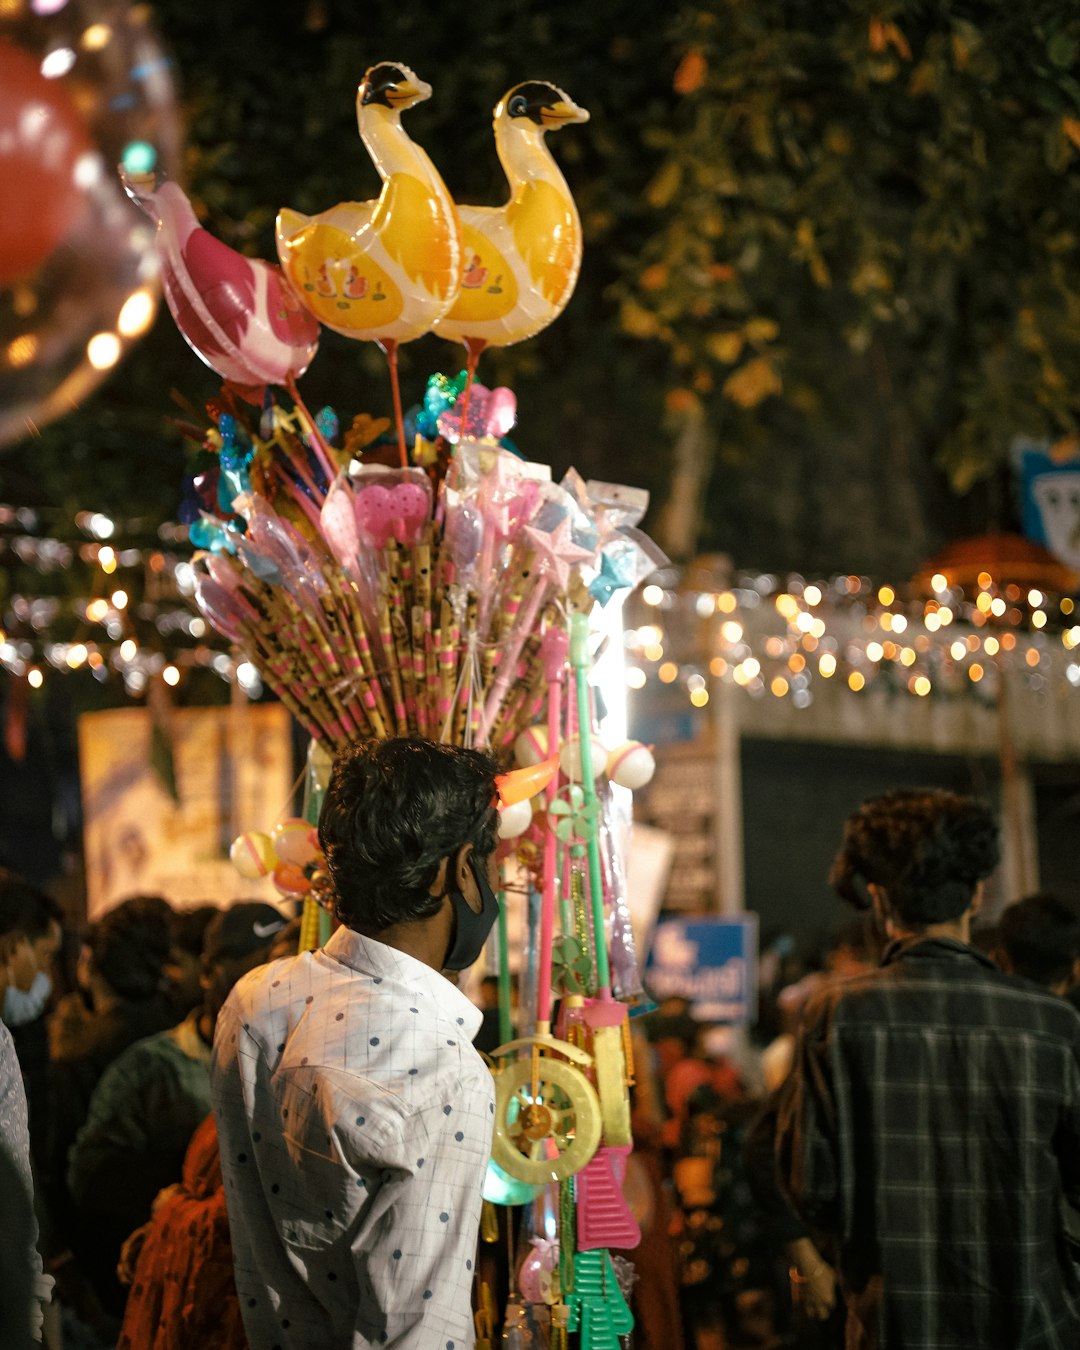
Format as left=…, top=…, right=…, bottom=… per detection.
left=122, top=172, right=320, bottom=388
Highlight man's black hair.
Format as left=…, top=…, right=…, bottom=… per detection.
left=829, top=788, right=999, bottom=927
left=318, top=737, right=500, bottom=936
left=998, top=893, right=1080, bottom=989
left=88, top=895, right=173, bottom=1001
left=0, top=869, right=61, bottom=941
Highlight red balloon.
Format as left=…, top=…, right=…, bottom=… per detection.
left=0, top=40, right=93, bottom=287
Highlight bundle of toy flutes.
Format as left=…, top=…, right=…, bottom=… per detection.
left=185, top=375, right=659, bottom=755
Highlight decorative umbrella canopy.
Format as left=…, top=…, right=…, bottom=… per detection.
left=913, top=532, right=1078, bottom=598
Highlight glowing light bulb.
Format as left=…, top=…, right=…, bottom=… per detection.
left=118, top=289, right=156, bottom=338
left=87, top=332, right=122, bottom=370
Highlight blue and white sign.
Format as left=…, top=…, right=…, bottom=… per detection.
left=1015, top=437, right=1080, bottom=573
left=644, top=914, right=758, bottom=1023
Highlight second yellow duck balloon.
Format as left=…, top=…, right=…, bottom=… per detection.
left=434, top=81, right=589, bottom=354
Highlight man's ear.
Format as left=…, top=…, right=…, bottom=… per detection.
left=452, top=842, right=475, bottom=893
left=867, top=883, right=889, bottom=932
left=969, top=879, right=985, bottom=921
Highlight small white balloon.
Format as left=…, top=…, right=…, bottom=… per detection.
left=514, top=724, right=549, bottom=767
left=272, top=817, right=320, bottom=867
left=497, top=797, right=533, bottom=839
left=606, top=740, right=656, bottom=790
left=559, top=734, right=607, bottom=781
left=229, top=830, right=275, bottom=879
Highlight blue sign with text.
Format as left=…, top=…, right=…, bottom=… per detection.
left=644, top=915, right=758, bottom=1023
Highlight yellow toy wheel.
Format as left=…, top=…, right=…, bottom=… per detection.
left=492, top=1056, right=601, bottom=1185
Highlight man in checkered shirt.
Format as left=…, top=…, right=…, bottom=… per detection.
left=776, top=788, right=1080, bottom=1349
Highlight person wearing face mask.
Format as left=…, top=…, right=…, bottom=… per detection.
left=212, top=737, right=504, bottom=1350
left=0, top=872, right=63, bottom=1166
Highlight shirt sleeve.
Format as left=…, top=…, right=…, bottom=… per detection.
left=0, top=1023, right=51, bottom=1318
left=347, top=1064, right=494, bottom=1349
left=1055, top=1035, right=1080, bottom=1210
left=774, top=992, right=842, bottom=1234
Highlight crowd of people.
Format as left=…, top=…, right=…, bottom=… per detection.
left=0, top=744, right=1079, bottom=1350
left=0, top=876, right=292, bottom=1347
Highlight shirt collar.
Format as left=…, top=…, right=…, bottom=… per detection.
left=171, top=1008, right=213, bottom=1063
left=881, top=934, right=998, bottom=972
left=321, top=925, right=484, bottom=1039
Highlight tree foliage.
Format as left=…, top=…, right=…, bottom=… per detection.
left=8, top=0, right=1080, bottom=585
left=619, top=1, right=1080, bottom=566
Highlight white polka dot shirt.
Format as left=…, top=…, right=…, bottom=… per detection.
left=212, top=925, right=495, bottom=1350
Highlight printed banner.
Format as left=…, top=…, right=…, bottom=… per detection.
left=79, top=703, right=293, bottom=919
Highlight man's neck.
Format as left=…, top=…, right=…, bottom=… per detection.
left=888, top=915, right=970, bottom=945
left=367, top=919, right=451, bottom=975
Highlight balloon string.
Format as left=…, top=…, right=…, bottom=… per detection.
left=381, top=340, right=409, bottom=469
left=285, top=375, right=337, bottom=485
left=272, top=759, right=310, bottom=828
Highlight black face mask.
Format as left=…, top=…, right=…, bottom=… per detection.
left=442, top=858, right=500, bottom=971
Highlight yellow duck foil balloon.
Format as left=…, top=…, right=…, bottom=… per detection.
left=275, top=62, right=462, bottom=463
left=434, top=81, right=588, bottom=362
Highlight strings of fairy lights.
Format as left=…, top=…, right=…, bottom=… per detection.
left=0, top=504, right=248, bottom=696
left=624, top=570, right=1080, bottom=712
left=6, top=505, right=1080, bottom=715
